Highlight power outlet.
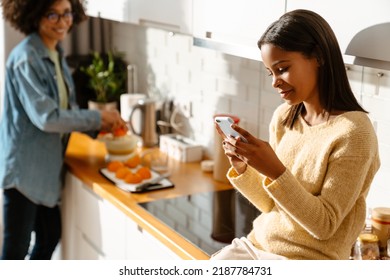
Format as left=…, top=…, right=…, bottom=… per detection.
left=175, top=99, right=192, bottom=118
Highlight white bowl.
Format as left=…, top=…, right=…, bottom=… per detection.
left=98, top=133, right=138, bottom=158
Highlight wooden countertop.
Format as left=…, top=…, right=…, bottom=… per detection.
left=65, top=132, right=233, bottom=260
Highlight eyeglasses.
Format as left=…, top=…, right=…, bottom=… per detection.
left=45, top=11, right=74, bottom=23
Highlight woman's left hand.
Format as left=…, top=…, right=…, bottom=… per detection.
left=224, top=124, right=286, bottom=180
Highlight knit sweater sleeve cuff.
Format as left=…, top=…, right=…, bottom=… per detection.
left=227, top=165, right=259, bottom=183
left=228, top=166, right=275, bottom=212
left=263, top=168, right=296, bottom=195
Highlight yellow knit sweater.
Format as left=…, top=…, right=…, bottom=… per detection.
left=227, top=103, right=380, bottom=259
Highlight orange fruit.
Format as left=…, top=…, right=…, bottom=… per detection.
left=124, top=172, right=143, bottom=184
left=113, top=127, right=127, bottom=137
left=136, top=166, right=152, bottom=180
left=115, top=167, right=131, bottom=179
left=107, top=160, right=124, bottom=172
left=125, top=154, right=141, bottom=168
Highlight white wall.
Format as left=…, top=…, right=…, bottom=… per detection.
left=110, top=22, right=389, bottom=210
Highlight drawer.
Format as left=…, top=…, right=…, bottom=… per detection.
left=75, top=184, right=127, bottom=259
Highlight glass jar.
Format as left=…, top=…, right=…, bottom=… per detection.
left=371, top=207, right=390, bottom=257
left=353, top=233, right=380, bottom=260
left=387, top=239, right=390, bottom=257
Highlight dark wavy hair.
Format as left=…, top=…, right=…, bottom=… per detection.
left=258, top=9, right=367, bottom=128
left=1, top=0, right=87, bottom=35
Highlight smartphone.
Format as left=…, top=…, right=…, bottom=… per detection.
left=215, top=117, right=248, bottom=143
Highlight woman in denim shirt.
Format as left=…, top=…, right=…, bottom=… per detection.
left=0, top=0, right=126, bottom=259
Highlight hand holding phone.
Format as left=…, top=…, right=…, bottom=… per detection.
left=215, top=117, right=248, bottom=143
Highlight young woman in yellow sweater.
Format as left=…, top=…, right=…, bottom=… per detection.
left=212, top=9, right=380, bottom=260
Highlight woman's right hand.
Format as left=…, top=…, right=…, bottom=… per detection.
left=100, top=110, right=127, bottom=133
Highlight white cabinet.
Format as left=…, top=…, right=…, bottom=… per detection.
left=61, top=172, right=180, bottom=259
left=73, top=180, right=127, bottom=259
left=286, top=0, right=390, bottom=63
left=84, top=0, right=192, bottom=34
left=193, top=0, right=286, bottom=60
left=84, top=0, right=130, bottom=22
left=61, top=173, right=79, bottom=259
left=62, top=173, right=126, bottom=259
left=62, top=174, right=127, bottom=259
left=128, top=0, right=193, bottom=35
left=125, top=218, right=180, bottom=260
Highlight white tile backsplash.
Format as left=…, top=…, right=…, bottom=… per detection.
left=112, top=23, right=389, bottom=209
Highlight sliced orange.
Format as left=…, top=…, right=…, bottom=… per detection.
left=113, top=127, right=127, bottom=137
left=107, top=160, right=124, bottom=172
left=136, top=166, right=152, bottom=180
left=124, top=172, right=143, bottom=184
left=125, top=154, right=141, bottom=168
left=115, top=167, right=131, bottom=179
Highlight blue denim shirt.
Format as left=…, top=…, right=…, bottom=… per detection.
left=0, top=33, right=101, bottom=207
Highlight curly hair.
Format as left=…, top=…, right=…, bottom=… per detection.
left=1, top=0, right=87, bottom=35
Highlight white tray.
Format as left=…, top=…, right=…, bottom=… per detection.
left=100, top=168, right=174, bottom=193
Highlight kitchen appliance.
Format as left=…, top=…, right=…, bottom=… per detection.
left=345, top=22, right=390, bottom=70
left=120, top=93, right=146, bottom=133
left=128, top=98, right=159, bottom=147
left=138, top=189, right=261, bottom=256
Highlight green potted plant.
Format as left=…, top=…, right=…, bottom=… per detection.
left=81, top=51, right=127, bottom=110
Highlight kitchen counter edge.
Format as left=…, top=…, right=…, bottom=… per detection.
left=64, top=132, right=232, bottom=260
